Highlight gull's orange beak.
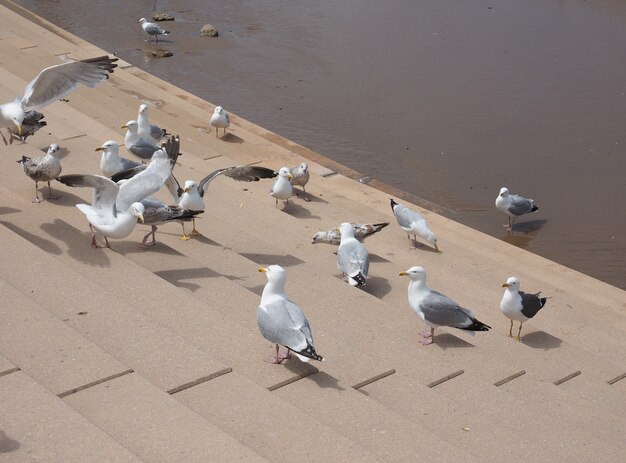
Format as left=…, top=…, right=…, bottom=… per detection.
left=502, top=283, right=510, bottom=287
left=399, top=271, right=408, bottom=276
left=288, top=173, right=294, bottom=179
left=95, top=146, right=104, bottom=151
left=17, top=124, right=22, bottom=137
left=183, top=188, right=189, bottom=193
left=121, top=125, right=128, bottom=129
left=258, top=267, right=267, bottom=273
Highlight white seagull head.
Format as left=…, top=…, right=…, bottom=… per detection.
left=48, top=144, right=60, bottom=156
left=399, top=266, right=427, bottom=282
left=95, top=140, right=119, bottom=154
left=130, top=202, right=145, bottom=223
left=277, top=167, right=293, bottom=179
left=502, top=276, right=520, bottom=289
left=121, top=120, right=138, bottom=132
left=183, top=180, right=198, bottom=194
left=258, top=264, right=287, bottom=283
left=499, top=187, right=510, bottom=198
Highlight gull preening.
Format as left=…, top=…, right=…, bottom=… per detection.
left=96, top=140, right=142, bottom=177
left=495, top=187, right=539, bottom=230
left=9, top=110, right=46, bottom=142
left=289, top=162, right=310, bottom=201
left=0, top=55, right=117, bottom=144
left=137, top=103, right=166, bottom=144
left=210, top=106, right=230, bottom=138
left=257, top=265, right=324, bottom=364
left=139, top=18, right=170, bottom=42
left=390, top=199, right=439, bottom=251
left=312, top=222, right=389, bottom=246
left=399, top=266, right=491, bottom=345
left=500, top=276, right=548, bottom=341
left=169, top=165, right=277, bottom=239
left=122, top=120, right=160, bottom=159
left=337, top=222, right=369, bottom=287
left=17, top=144, right=62, bottom=203
left=56, top=146, right=175, bottom=248
left=270, top=167, right=293, bottom=210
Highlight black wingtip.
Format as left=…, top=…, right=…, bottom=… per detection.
left=461, top=317, right=491, bottom=332
left=296, top=343, right=324, bottom=362
left=389, top=198, right=398, bottom=211
left=539, top=297, right=547, bottom=308
left=373, top=222, right=390, bottom=231
left=531, top=205, right=539, bottom=212
left=352, top=272, right=367, bottom=287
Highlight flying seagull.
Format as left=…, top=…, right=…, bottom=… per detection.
left=257, top=265, right=324, bottom=364
left=399, top=266, right=491, bottom=345
left=390, top=199, right=439, bottom=251
left=0, top=55, right=117, bottom=144
left=500, top=276, right=548, bottom=341
left=9, top=110, right=46, bottom=142
left=495, top=187, right=539, bottom=230
left=17, top=143, right=62, bottom=203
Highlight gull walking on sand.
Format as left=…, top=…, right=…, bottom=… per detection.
left=139, top=18, right=170, bottom=42
left=500, top=276, right=547, bottom=341
left=257, top=265, right=324, bottom=364
left=210, top=106, right=230, bottom=138
left=399, top=266, right=491, bottom=345
left=390, top=199, right=439, bottom=251
left=270, top=167, right=293, bottom=210
left=289, top=162, right=310, bottom=201
left=337, top=222, right=369, bottom=287
left=495, top=187, right=539, bottom=230
left=17, top=144, right=62, bottom=203
left=0, top=55, right=117, bottom=144
left=96, top=140, right=142, bottom=178
left=312, top=222, right=389, bottom=246
left=137, top=103, right=166, bottom=144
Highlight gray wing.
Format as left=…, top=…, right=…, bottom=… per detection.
left=508, top=195, right=534, bottom=215
left=110, top=165, right=146, bottom=183
left=142, top=199, right=196, bottom=224
left=257, top=298, right=312, bottom=351
left=56, top=174, right=118, bottom=217
left=22, top=56, right=118, bottom=110
left=150, top=123, right=165, bottom=141
left=394, top=205, right=422, bottom=229
left=419, top=290, right=474, bottom=328
left=128, top=138, right=159, bottom=160
left=116, top=149, right=172, bottom=211
left=119, top=157, right=142, bottom=172
left=337, top=240, right=369, bottom=277
left=519, top=291, right=546, bottom=318
left=353, top=222, right=390, bottom=241
left=197, top=165, right=277, bottom=196
left=145, top=23, right=167, bottom=34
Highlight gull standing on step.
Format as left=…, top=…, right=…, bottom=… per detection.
left=56, top=147, right=175, bottom=248
left=337, top=222, right=369, bottom=287
left=138, top=18, right=170, bottom=42
left=257, top=265, right=324, bottom=364
left=0, top=55, right=117, bottom=144
left=17, top=143, right=62, bottom=203
left=495, top=187, right=539, bottom=230
left=500, top=276, right=547, bottom=341
left=289, top=162, right=310, bottom=201
left=270, top=167, right=293, bottom=210
left=122, top=120, right=160, bottom=159
left=390, top=199, right=439, bottom=251
left=137, top=103, right=166, bottom=144
left=399, top=266, right=491, bottom=345
left=210, top=106, right=230, bottom=138
left=139, top=198, right=203, bottom=248
left=96, top=140, right=142, bottom=177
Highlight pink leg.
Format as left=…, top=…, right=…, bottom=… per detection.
left=264, top=345, right=291, bottom=364
left=419, top=328, right=435, bottom=345
left=46, top=182, right=60, bottom=200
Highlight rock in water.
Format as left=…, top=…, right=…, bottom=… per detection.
left=153, top=13, right=175, bottom=21
left=152, top=49, right=173, bottom=58
left=200, top=24, right=219, bottom=37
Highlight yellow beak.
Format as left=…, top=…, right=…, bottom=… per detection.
left=138, top=215, right=145, bottom=224
left=258, top=267, right=267, bottom=273
left=183, top=188, right=189, bottom=193
left=121, top=125, right=128, bottom=129
left=288, top=173, right=294, bottom=179
left=95, top=146, right=104, bottom=151
left=502, top=283, right=510, bottom=287
left=434, top=243, right=440, bottom=252
left=399, top=271, right=408, bottom=276
left=17, top=124, right=22, bottom=137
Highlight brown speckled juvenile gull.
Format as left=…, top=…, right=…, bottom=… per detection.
left=139, top=198, right=203, bottom=247
left=312, top=222, right=389, bottom=246
left=17, top=143, right=62, bottom=203
left=289, top=162, right=310, bottom=200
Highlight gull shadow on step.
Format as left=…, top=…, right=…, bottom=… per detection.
left=0, top=431, right=20, bottom=453
left=521, top=330, right=562, bottom=350
left=430, top=333, right=475, bottom=350
left=362, top=275, right=392, bottom=298
left=292, top=189, right=329, bottom=204
left=154, top=267, right=221, bottom=292
left=1, top=220, right=62, bottom=255
left=220, top=132, right=244, bottom=143
left=0, top=207, right=20, bottom=216
left=240, top=252, right=304, bottom=268
left=282, top=202, right=321, bottom=220
left=283, top=361, right=344, bottom=391
left=40, top=219, right=111, bottom=268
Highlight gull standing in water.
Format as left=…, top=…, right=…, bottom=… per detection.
left=337, top=222, right=369, bottom=287
left=138, top=18, right=170, bottom=42
left=399, top=266, right=491, bottom=345
left=500, top=276, right=548, bottom=341
left=210, top=106, right=230, bottom=138
left=0, top=55, right=117, bottom=144
left=17, top=143, right=62, bottom=203
left=390, top=199, right=439, bottom=251
left=270, top=167, right=293, bottom=210
left=257, top=265, right=324, bottom=364
left=289, top=162, right=310, bottom=201
left=495, top=187, right=539, bottom=230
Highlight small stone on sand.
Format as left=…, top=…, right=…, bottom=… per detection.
left=200, top=24, right=219, bottom=37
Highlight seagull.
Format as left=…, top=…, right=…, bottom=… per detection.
left=17, top=143, right=62, bottom=203
left=289, top=162, right=310, bottom=201
left=399, top=266, right=491, bottom=345
left=500, top=276, right=548, bottom=341
left=312, top=222, right=390, bottom=246
left=137, top=103, right=166, bottom=144
left=0, top=55, right=117, bottom=144
left=171, top=165, right=277, bottom=238
left=121, top=120, right=160, bottom=159
left=390, top=199, right=439, bottom=251
left=96, top=140, right=142, bottom=177
left=337, top=222, right=369, bottom=287
left=210, top=106, right=230, bottom=138
left=9, top=110, right=46, bottom=142
left=270, top=167, right=293, bottom=210
left=257, top=265, right=324, bottom=364
left=495, top=187, right=539, bottom=230
left=138, top=18, right=170, bottom=42
left=139, top=198, right=203, bottom=247
left=56, top=147, right=175, bottom=248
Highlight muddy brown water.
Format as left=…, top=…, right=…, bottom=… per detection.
left=14, top=0, right=626, bottom=289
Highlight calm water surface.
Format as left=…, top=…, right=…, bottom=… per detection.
left=16, top=0, right=626, bottom=289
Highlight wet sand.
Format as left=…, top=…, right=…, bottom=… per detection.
left=14, top=0, right=626, bottom=289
